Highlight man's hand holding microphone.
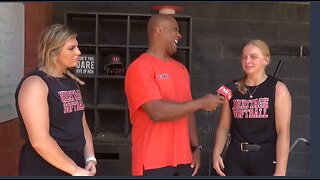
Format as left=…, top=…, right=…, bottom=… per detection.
left=199, top=94, right=225, bottom=112
left=196, top=82, right=235, bottom=112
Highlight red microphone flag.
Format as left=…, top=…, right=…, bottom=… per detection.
left=217, top=85, right=233, bottom=100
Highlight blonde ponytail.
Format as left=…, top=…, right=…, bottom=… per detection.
left=65, top=70, right=86, bottom=86
left=237, top=75, right=247, bottom=95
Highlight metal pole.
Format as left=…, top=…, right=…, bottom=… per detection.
left=273, top=60, right=283, bottom=77
left=289, top=137, right=310, bottom=153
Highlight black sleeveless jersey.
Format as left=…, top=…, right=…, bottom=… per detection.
left=228, top=74, right=279, bottom=144
left=15, top=68, right=86, bottom=151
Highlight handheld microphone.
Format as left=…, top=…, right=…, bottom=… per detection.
left=217, top=85, right=233, bottom=100
left=216, top=80, right=237, bottom=100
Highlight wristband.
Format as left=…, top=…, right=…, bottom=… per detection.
left=85, top=157, right=97, bottom=165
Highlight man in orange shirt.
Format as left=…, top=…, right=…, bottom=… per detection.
left=125, top=14, right=224, bottom=176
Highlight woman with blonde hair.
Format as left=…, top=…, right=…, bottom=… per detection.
left=15, top=24, right=96, bottom=176
left=212, top=39, right=291, bottom=176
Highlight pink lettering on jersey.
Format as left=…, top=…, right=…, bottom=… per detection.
left=232, top=98, right=269, bottom=119
left=58, top=90, right=85, bottom=114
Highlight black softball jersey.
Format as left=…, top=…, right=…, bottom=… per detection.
left=15, top=68, right=86, bottom=175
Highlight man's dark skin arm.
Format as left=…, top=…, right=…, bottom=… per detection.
left=141, top=94, right=224, bottom=122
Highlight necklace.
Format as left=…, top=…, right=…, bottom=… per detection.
left=247, top=85, right=259, bottom=98
left=55, top=77, right=70, bottom=89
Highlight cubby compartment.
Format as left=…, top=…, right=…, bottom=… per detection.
left=129, top=16, right=149, bottom=46
left=98, top=14, right=127, bottom=45
left=78, top=77, right=95, bottom=106
left=66, top=13, right=96, bottom=44
left=97, top=78, right=126, bottom=109
left=96, top=109, right=126, bottom=134
left=97, top=47, right=126, bottom=76
left=74, top=47, right=96, bottom=76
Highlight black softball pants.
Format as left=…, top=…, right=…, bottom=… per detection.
left=224, top=140, right=276, bottom=176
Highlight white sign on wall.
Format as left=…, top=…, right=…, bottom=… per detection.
left=75, top=54, right=95, bottom=75
left=0, top=3, right=24, bottom=123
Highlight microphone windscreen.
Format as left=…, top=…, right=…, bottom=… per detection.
left=217, top=80, right=237, bottom=100
left=217, top=85, right=232, bottom=100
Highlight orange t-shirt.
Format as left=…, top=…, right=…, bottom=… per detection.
left=125, top=53, right=193, bottom=176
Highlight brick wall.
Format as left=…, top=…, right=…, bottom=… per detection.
left=0, top=2, right=53, bottom=176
